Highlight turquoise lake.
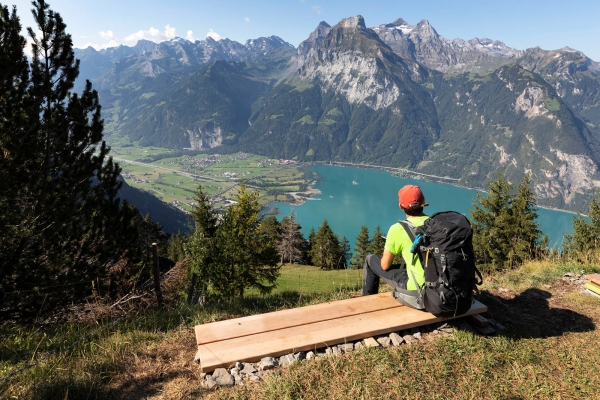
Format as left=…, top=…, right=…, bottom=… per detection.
left=271, top=165, right=577, bottom=249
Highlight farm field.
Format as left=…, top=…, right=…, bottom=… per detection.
left=106, top=134, right=310, bottom=212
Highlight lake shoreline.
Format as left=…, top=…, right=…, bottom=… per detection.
left=272, top=165, right=575, bottom=248
left=281, top=162, right=582, bottom=216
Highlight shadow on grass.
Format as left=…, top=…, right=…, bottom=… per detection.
left=478, top=288, right=595, bottom=339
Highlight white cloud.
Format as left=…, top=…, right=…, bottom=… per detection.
left=186, top=30, right=196, bottom=41
left=244, top=17, right=250, bottom=23
left=164, top=24, right=177, bottom=39
left=99, top=30, right=115, bottom=41
left=206, top=29, right=223, bottom=41
left=124, top=24, right=178, bottom=43
left=82, top=40, right=119, bottom=50
left=312, top=5, right=322, bottom=15
left=80, top=29, right=119, bottom=50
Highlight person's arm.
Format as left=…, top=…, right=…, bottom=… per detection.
left=380, top=249, right=394, bottom=271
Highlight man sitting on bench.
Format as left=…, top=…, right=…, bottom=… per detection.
left=362, top=185, right=428, bottom=298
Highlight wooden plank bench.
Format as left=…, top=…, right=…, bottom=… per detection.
left=194, top=293, right=487, bottom=372
left=586, top=274, right=600, bottom=286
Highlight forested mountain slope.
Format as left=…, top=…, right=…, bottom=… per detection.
left=422, top=64, right=600, bottom=210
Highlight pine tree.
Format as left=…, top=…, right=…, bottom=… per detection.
left=186, top=185, right=218, bottom=295
left=306, top=227, right=316, bottom=265
left=277, top=211, right=304, bottom=264
left=309, top=220, right=341, bottom=270
left=0, top=1, right=140, bottom=310
left=168, top=231, right=187, bottom=262
left=470, top=172, right=514, bottom=267
left=369, top=225, right=386, bottom=256
left=350, top=225, right=370, bottom=269
left=260, top=216, right=281, bottom=259
left=0, top=4, right=30, bottom=291
left=208, top=182, right=280, bottom=299
left=470, top=172, right=543, bottom=269
left=339, top=236, right=351, bottom=269
left=564, top=189, right=600, bottom=261
left=189, top=185, right=218, bottom=238
left=509, top=173, right=544, bottom=265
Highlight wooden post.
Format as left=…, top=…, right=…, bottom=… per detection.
left=152, top=243, right=163, bottom=306
left=187, top=273, right=197, bottom=305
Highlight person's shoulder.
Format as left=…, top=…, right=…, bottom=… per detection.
left=387, top=221, right=404, bottom=234
left=407, top=214, right=429, bottom=227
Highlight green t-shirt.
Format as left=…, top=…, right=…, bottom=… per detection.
left=384, top=215, right=429, bottom=290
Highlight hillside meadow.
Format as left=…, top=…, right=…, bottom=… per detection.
left=1, top=258, right=599, bottom=399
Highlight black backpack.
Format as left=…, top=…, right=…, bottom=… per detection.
left=394, top=211, right=482, bottom=317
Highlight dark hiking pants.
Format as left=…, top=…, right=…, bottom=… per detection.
left=362, top=254, right=409, bottom=296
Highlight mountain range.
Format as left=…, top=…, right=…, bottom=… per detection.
left=77, top=15, right=600, bottom=213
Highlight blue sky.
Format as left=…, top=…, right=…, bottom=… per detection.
left=7, top=0, right=600, bottom=61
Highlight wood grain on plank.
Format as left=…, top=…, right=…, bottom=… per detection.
left=586, top=274, right=600, bottom=286
left=195, top=292, right=400, bottom=345
left=197, top=300, right=487, bottom=372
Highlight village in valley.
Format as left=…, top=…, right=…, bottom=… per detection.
left=109, top=135, right=310, bottom=213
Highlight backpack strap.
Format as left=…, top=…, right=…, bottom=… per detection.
left=398, top=220, right=425, bottom=291
left=398, top=220, right=416, bottom=241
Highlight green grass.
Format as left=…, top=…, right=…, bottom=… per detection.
left=326, top=108, right=342, bottom=117
left=3, top=258, right=600, bottom=399
left=545, top=98, right=561, bottom=111
left=295, top=115, right=315, bottom=125
left=139, top=92, right=156, bottom=100
left=247, top=264, right=364, bottom=296
left=2, top=257, right=600, bottom=399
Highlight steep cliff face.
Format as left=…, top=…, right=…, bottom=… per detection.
left=298, top=16, right=431, bottom=111
left=187, top=123, right=223, bottom=150
left=239, top=15, right=440, bottom=167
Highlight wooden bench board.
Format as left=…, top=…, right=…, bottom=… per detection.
left=195, top=293, right=398, bottom=345
left=195, top=297, right=487, bottom=372
left=586, top=274, right=600, bottom=286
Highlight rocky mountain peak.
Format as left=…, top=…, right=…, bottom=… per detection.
left=295, top=15, right=432, bottom=111
left=414, top=19, right=438, bottom=39
left=245, top=36, right=294, bottom=53
left=338, top=15, right=366, bottom=29
left=390, top=17, right=409, bottom=26
left=311, top=21, right=332, bottom=39
left=299, top=21, right=332, bottom=48
left=295, top=21, right=333, bottom=69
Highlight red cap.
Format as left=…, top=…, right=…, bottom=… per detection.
left=398, top=185, right=428, bottom=210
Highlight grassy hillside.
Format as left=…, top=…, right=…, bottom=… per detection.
left=1, top=260, right=599, bottom=399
